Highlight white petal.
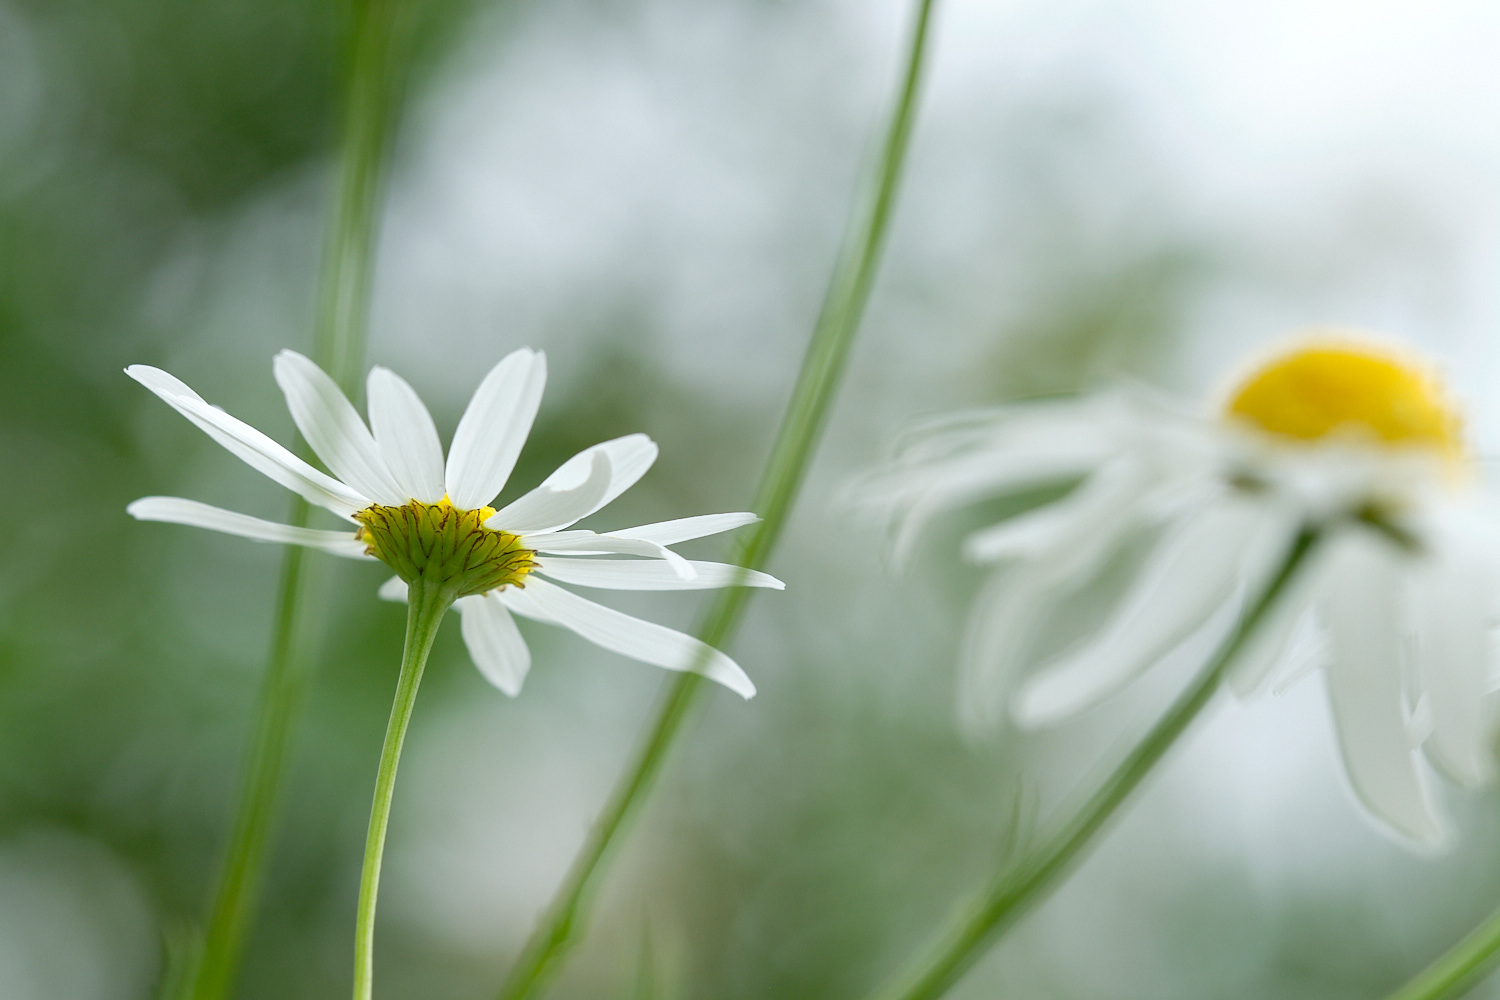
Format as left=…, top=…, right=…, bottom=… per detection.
left=499, top=578, right=755, bottom=698
left=378, top=576, right=408, bottom=602
left=1321, top=528, right=1447, bottom=848
left=367, top=367, right=446, bottom=503
left=1013, top=497, right=1266, bottom=727
left=610, top=512, right=759, bottom=546
left=487, top=451, right=612, bottom=535
left=517, top=435, right=657, bottom=531
left=956, top=565, right=1050, bottom=739
left=535, top=558, right=783, bottom=591
left=521, top=529, right=695, bottom=579
left=125, top=365, right=368, bottom=516
left=445, top=348, right=547, bottom=510
left=1410, top=534, right=1496, bottom=788
left=1267, top=613, right=1332, bottom=695
left=127, top=496, right=370, bottom=558
left=886, top=446, right=1103, bottom=567
left=272, top=351, right=406, bottom=506
left=1225, top=597, right=1318, bottom=698
left=1221, top=503, right=1321, bottom=697
left=860, top=396, right=1140, bottom=566
left=457, top=592, right=532, bottom=696
left=965, top=458, right=1164, bottom=593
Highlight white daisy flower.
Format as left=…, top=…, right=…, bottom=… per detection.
left=126, top=348, right=781, bottom=698
left=865, top=332, right=1500, bottom=847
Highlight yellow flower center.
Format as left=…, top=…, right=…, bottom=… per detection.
left=1224, top=339, right=1464, bottom=459
left=355, top=496, right=537, bottom=599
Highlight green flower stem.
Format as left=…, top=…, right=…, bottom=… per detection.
left=865, top=527, right=1322, bottom=1000
left=495, top=2, right=940, bottom=998
left=184, top=4, right=415, bottom=998
left=1384, top=904, right=1500, bottom=1000
left=353, top=577, right=451, bottom=1000
left=181, top=537, right=323, bottom=1000
left=316, top=0, right=415, bottom=382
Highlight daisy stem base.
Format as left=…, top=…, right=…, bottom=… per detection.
left=353, top=577, right=450, bottom=1000
left=1384, top=904, right=1500, bottom=1000
left=865, top=527, right=1321, bottom=1000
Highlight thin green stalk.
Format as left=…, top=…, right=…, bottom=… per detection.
left=353, top=578, right=451, bottom=1000
left=1384, top=904, right=1500, bottom=1000
left=495, top=2, right=940, bottom=997
left=316, top=0, right=415, bottom=380
left=184, top=4, right=415, bottom=997
left=866, top=527, right=1322, bottom=1000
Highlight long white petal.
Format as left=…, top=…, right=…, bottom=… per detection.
left=535, top=558, right=782, bottom=591
left=377, top=576, right=408, bottom=602
left=1220, top=501, right=1318, bottom=697
left=445, top=348, right=547, bottom=510
left=956, top=564, right=1050, bottom=739
left=521, top=529, right=695, bottom=579
left=127, top=496, right=370, bottom=558
left=1267, top=612, right=1332, bottom=695
left=487, top=451, right=612, bottom=535
left=1225, top=596, right=1318, bottom=698
left=885, top=447, right=1101, bottom=567
left=367, top=366, right=446, bottom=503
left=272, top=350, right=406, bottom=506
left=125, top=365, right=368, bottom=516
left=457, top=592, right=532, bottom=696
left=500, top=578, right=755, bottom=698
left=1410, top=532, right=1495, bottom=788
left=514, top=435, right=658, bottom=532
left=610, top=512, right=759, bottom=546
left=963, top=459, right=1158, bottom=585
left=1013, top=497, right=1265, bottom=727
left=1321, top=528, right=1447, bottom=848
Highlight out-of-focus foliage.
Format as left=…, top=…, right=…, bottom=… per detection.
left=7, top=0, right=1500, bottom=998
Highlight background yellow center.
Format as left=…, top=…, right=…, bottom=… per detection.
left=1224, top=342, right=1462, bottom=455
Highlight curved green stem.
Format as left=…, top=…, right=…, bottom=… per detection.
left=866, top=527, right=1321, bottom=1000
left=182, top=5, right=415, bottom=998
left=494, top=2, right=940, bottom=997
left=353, top=578, right=451, bottom=1000
left=1384, top=904, right=1500, bottom=1000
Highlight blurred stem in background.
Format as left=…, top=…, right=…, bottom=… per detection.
left=494, top=0, right=940, bottom=997
left=178, top=3, right=417, bottom=998
left=865, top=528, right=1322, bottom=1000
left=1384, top=903, right=1500, bottom=1000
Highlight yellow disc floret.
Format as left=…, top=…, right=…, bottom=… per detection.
left=1224, top=338, right=1464, bottom=458
left=355, top=497, right=537, bottom=599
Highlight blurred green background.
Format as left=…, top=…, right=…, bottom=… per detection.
left=8, top=0, right=1500, bottom=998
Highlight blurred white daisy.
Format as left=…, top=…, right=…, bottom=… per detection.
left=127, top=348, right=780, bottom=698
left=866, top=332, right=1500, bottom=847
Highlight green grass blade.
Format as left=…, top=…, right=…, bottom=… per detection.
left=495, top=2, right=941, bottom=997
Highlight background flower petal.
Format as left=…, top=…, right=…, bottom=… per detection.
left=1321, top=528, right=1448, bottom=849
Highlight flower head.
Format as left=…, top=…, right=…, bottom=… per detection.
left=865, top=331, right=1500, bottom=847
left=127, top=348, right=782, bottom=698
